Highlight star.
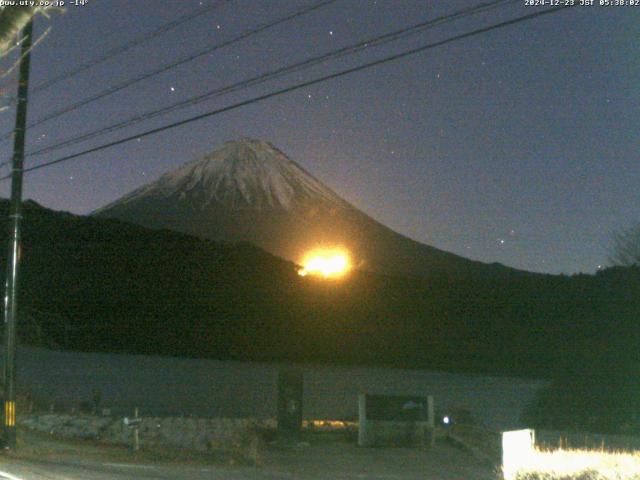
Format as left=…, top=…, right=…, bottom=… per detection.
left=329, top=30, right=333, bottom=36
left=170, top=86, right=175, bottom=92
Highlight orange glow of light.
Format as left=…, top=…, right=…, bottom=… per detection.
left=297, top=249, right=351, bottom=278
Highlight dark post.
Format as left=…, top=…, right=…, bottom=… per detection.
left=3, top=18, right=34, bottom=449
left=277, top=369, right=303, bottom=445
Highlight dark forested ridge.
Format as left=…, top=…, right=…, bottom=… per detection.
left=2, top=200, right=639, bottom=381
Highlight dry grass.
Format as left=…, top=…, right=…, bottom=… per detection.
left=511, top=447, right=640, bottom=480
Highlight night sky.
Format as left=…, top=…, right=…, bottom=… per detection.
left=0, top=0, right=637, bottom=275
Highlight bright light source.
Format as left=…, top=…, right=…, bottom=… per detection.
left=502, top=442, right=640, bottom=480
left=502, top=429, right=535, bottom=480
left=298, top=249, right=351, bottom=278
left=443, top=416, right=450, bottom=425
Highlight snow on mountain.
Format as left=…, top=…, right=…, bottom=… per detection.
left=94, top=138, right=517, bottom=279
left=96, top=138, right=347, bottom=214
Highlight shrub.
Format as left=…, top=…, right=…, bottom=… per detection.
left=522, top=372, right=640, bottom=435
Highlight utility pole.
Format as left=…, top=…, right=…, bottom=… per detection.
left=3, top=18, right=34, bottom=450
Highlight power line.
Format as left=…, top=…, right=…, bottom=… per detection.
left=0, top=0, right=339, bottom=143
left=1, top=5, right=574, bottom=182
left=26, top=0, right=517, bottom=159
left=31, top=0, right=231, bottom=94
left=0, top=2, right=229, bottom=107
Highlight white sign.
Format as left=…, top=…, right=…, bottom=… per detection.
left=502, top=429, right=535, bottom=480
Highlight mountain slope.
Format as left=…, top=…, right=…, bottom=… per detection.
left=4, top=201, right=639, bottom=435
left=93, top=138, right=519, bottom=279
left=3, top=200, right=640, bottom=380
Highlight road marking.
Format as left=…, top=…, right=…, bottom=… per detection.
left=102, top=462, right=159, bottom=470
left=0, top=470, right=25, bottom=480
left=1, top=466, right=77, bottom=480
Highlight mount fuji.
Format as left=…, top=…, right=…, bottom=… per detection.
left=93, top=138, right=517, bottom=278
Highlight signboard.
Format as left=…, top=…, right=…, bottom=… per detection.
left=358, top=393, right=434, bottom=447
left=123, top=416, right=141, bottom=429
left=364, top=395, right=429, bottom=422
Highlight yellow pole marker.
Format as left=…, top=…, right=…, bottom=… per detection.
left=4, top=401, right=15, bottom=427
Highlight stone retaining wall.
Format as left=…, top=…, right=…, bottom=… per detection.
left=18, top=414, right=275, bottom=462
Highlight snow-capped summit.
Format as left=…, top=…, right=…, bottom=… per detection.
left=94, top=139, right=513, bottom=278
left=96, top=138, right=347, bottom=213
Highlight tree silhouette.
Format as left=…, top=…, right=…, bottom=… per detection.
left=609, top=224, right=640, bottom=267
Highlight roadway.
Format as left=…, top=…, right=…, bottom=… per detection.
left=0, top=442, right=498, bottom=480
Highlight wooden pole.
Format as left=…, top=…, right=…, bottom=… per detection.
left=3, top=17, right=34, bottom=450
